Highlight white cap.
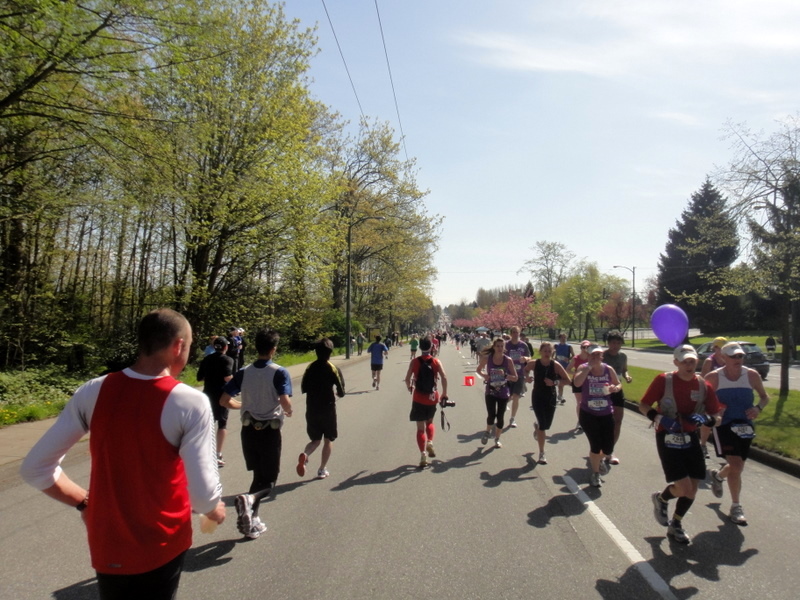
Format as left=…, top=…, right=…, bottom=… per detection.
left=673, top=344, right=698, bottom=362
left=721, top=342, right=745, bottom=357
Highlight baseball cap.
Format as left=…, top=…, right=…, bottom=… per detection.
left=721, top=342, right=746, bottom=357
left=712, top=336, right=728, bottom=349
left=213, top=336, right=229, bottom=349
left=587, top=344, right=604, bottom=354
left=580, top=340, right=591, bottom=348
left=673, top=344, right=698, bottom=362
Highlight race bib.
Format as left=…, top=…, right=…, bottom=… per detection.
left=556, top=355, right=568, bottom=363
left=731, top=424, right=755, bottom=439
left=588, top=398, right=609, bottom=410
left=589, top=382, right=610, bottom=397
left=664, top=433, right=692, bottom=449
left=489, top=368, right=506, bottom=387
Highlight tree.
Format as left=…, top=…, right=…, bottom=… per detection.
left=518, top=241, right=575, bottom=300
left=718, top=116, right=800, bottom=401
left=655, top=179, right=739, bottom=331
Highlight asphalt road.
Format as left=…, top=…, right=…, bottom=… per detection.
left=2, top=343, right=799, bottom=599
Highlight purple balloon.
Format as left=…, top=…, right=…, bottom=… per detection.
left=651, top=304, right=689, bottom=348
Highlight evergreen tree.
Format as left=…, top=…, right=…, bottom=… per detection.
left=656, top=179, right=739, bottom=331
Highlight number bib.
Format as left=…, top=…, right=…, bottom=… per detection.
left=730, top=423, right=755, bottom=439
left=664, top=433, right=692, bottom=449
left=587, top=398, right=609, bottom=410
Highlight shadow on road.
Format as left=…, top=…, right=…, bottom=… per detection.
left=479, top=452, right=538, bottom=488
left=52, top=578, right=97, bottom=600
left=184, top=539, right=238, bottom=572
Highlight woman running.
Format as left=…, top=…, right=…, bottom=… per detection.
left=568, top=341, right=591, bottom=432
left=524, top=341, right=571, bottom=464
left=476, top=337, right=518, bottom=448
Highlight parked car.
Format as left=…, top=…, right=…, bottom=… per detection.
left=695, top=341, right=770, bottom=380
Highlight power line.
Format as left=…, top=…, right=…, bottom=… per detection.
left=320, top=0, right=365, bottom=120
left=373, top=0, right=409, bottom=162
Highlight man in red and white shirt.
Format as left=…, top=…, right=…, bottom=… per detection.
left=21, top=309, right=225, bottom=599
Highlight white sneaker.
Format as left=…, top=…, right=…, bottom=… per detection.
left=426, top=441, right=436, bottom=457
left=729, top=504, right=747, bottom=525
left=317, top=467, right=330, bottom=479
left=235, top=493, right=254, bottom=535
left=419, top=452, right=428, bottom=467
left=246, top=516, right=267, bottom=539
left=599, top=459, right=609, bottom=475
left=494, top=439, right=503, bottom=449
left=509, top=417, right=517, bottom=428
left=590, top=472, right=602, bottom=487
left=538, top=453, right=547, bottom=465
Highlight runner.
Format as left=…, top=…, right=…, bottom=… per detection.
left=476, top=338, right=518, bottom=448
left=523, top=341, right=571, bottom=464
left=404, top=337, right=449, bottom=467
left=554, top=333, right=574, bottom=404
left=602, top=330, right=632, bottom=465
left=700, top=337, right=728, bottom=457
left=568, top=341, right=591, bottom=433
left=705, top=342, right=769, bottom=525
left=366, top=335, right=389, bottom=391
left=506, top=326, right=531, bottom=428
left=572, top=345, right=620, bottom=486
left=409, top=334, right=419, bottom=359
left=638, top=344, right=723, bottom=544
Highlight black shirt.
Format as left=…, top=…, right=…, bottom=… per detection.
left=197, top=352, right=234, bottom=399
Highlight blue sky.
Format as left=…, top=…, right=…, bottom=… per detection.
left=282, top=0, right=800, bottom=307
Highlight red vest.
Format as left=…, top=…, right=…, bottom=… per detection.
left=87, top=371, right=192, bottom=574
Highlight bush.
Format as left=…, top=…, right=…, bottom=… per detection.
left=0, top=367, right=83, bottom=427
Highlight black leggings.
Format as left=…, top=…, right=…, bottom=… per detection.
left=485, top=395, right=509, bottom=429
left=96, top=551, right=185, bottom=600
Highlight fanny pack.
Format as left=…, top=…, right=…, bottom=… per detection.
left=242, top=411, right=281, bottom=430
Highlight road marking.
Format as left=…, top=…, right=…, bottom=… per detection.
left=562, top=475, right=678, bottom=600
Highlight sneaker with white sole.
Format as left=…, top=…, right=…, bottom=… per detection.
left=494, top=439, right=502, bottom=449
left=217, top=453, right=225, bottom=468
left=667, top=520, right=690, bottom=544
left=710, top=469, right=724, bottom=498
left=538, top=452, right=548, bottom=465
left=481, top=431, right=489, bottom=445
left=235, top=493, right=255, bottom=535
left=599, top=459, right=609, bottom=475
left=317, top=468, right=330, bottom=479
left=509, top=417, right=517, bottom=428
left=729, top=504, right=747, bottom=525
left=608, top=455, right=620, bottom=465
left=419, top=452, right=428, bottom=468
left=426, top=441, right=436, bottom=457
left=652, top=492, right=669, bottom=526
left=247, top=516, right=267, bottom=539
left=590, top=472, right=602, bottom=487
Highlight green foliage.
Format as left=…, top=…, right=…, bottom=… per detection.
left=0, top=367, right=83, bottom=426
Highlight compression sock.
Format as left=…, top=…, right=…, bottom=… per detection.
left=674, top=496, right=694, bottom=520
left=660, top=486, right=676, bottom=502
left=426, top=423, right=435, bottom=442
left=416, top=430, right=427, bottom=452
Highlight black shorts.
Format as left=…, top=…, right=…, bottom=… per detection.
left=409, top=401, right=437, bottom=422
left=306, top=407, right=338, bottom=442
left=713, top=422, right=754, bottom=461
left=572, top=384, right=583, bottom=395
left=510, top=378, right=527, bottom=397
left=610, top=389, right=625, bottom=408
left=532, top=389, right=557, bottom=430
left=578, top=410, right=615, bottom=455
left=371, top=363, right=383, bottom=372
left=207, top=393, right=229, bottom=429
left=655, top=430, right=706, bottom=482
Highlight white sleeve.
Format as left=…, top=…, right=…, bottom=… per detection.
left=161, top=383, right=223, bottom=514
left=19, top=376, right=103, bottom=490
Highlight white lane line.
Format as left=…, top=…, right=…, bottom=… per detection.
left=562, top=475, right=678, bottom=600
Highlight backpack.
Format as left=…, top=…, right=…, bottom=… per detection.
left=415, top=356, right=436, bottom=394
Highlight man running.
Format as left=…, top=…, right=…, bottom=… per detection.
left=554, top=333, right=574, bottom=404
left=639, top=344, right=723, bottom=544
left=602, top=331, right=632, bottom=465
left=367, top=335, right=389, bottom=391
left=705, top=342, right=769, bottom=525
left=505, top=326, right=531, bottom=428
left=404, top=337, right=449, bottom=467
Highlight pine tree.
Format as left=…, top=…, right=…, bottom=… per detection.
left=656, top=179, right=739, bottom=331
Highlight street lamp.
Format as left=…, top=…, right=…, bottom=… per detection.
left=346, top=215, right=385, bottom=359
left=613, top=265, right=636, bottom=348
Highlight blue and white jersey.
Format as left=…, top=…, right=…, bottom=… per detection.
left=714, top=368, right=754, bottom=425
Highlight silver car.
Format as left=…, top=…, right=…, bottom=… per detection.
left=695, top=341, right=770, bottom=380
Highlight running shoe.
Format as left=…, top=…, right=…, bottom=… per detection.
left=235, top=493, right=254, bottom=535
left=599, top=459, right=609, bottom=475
left=709, top=469, right=724, bottom=499
left=217, top=454, right=225, bottom=468
left=590, top=472, right=602, bottom=487
left=247, top=516, right=267, bottom=539
left=376, top=385, right=380, bottom=391
left=667, top=520, right=690, bottom=544
left=419, top=452, right=428, bottom=467
left=652, top=492, right=669, bottom=527
left=494, top=439, right=503, bottom=449
left=703, top=443, right=709, bottom=459
left=372, top=378, right=376, bottom=388
left=729, top=504, right=748, bottom=525
left=481, top=431, right=489, bottom=445
left=574, top=423, right=583, bottom=434
left=426, top=441, right=436, bottom=458
left=296, top=452, right=308, bottom=477
left=538, top=452, right=548, bottom=465
left=608, top=455, right=620, bottom=465
left=317, top=468, right=330, bottom=479
left=509, top=417, right=517, bottom=428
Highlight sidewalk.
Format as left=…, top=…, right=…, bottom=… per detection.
left=0, top=351, right=371, bottom=468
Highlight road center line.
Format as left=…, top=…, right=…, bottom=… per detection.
left=562, top=475, right=678, bottom=600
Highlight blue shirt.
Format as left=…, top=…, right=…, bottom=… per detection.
left=368, top=343, right=389, bottom=365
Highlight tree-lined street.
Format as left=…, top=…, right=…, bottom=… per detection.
left=3, top=343, right=799, bottom=599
